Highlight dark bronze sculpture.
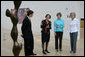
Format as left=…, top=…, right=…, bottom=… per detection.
left=6, top=1, right=22, bottom=56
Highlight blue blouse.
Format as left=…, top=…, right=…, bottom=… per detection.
left=54, top=18, right=64, bottom=32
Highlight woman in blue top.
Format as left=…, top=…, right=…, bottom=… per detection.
left=54, top=12, right=64, bottom=51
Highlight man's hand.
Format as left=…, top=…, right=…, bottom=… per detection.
left=15, top=41, right=19, bottom=47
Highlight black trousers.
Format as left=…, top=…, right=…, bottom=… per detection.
left=24, top=36, right=34, bottom=56
left=55, top=32, right=63, bottom=50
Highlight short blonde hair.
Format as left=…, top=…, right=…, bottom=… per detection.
left=70, top=12, right=76, bottom=18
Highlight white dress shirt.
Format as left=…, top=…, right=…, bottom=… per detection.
left=27, top=16, right=31, bottom=20
left=27, top=16, right=31, bottom=22
left=70, top=18, right=79, bottom=33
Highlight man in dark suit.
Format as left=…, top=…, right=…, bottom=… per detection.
left=21, top=10, right=36, bottom=56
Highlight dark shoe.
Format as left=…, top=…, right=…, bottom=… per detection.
left=73, top=51, right=76, bottom=54
left=42, top=51, right=46, bottom=54
left=30, top=53, right=37, bottom=55
left=59, top=49, right=62, bottom=51
left=70, top=51, right=73, bottom=53
left=45, top=50, right=50, bottom=53
left=56, top=49, right=58, bottom=52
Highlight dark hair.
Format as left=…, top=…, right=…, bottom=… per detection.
left=45, top=14, right=51, bottom=19
left=6, top=9, right=11, bottom=17
left=56, top=12, right=62, bottom=17
left=27, top=10, right=34, bottom=16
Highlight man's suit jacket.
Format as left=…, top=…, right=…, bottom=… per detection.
left=21, top=16, right=33, bottom=39
left=21, top=16, right=34, bottom=54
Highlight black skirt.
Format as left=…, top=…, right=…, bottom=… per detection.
left=41, top=31, right=50, bottom=43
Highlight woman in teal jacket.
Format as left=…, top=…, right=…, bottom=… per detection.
left=54, top=12, right=64, bottom=51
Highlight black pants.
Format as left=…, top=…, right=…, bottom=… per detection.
left=55, top=32, right=63, bottom=50
left=24, top=36, right=34, bottom=56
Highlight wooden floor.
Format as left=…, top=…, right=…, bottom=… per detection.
left=1, top=28, right=84, bottom=56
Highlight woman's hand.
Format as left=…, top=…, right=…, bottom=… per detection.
left=56, top=24, right=60, bottom=28
left=56, top=26, right=60, bottom=28
left=46, top=25, right=49, bottom=28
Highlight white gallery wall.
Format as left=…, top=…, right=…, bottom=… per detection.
left=1, top=1, right=84, bottom=39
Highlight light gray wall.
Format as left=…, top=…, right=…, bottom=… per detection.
left=1, top=1, right=83, bottom=39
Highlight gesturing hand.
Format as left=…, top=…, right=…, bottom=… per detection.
left=57, top=26, right=60, bottom=28
left=56, top=24, right=60, bottom=28
left=46, top=25, right=49, bottom=28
